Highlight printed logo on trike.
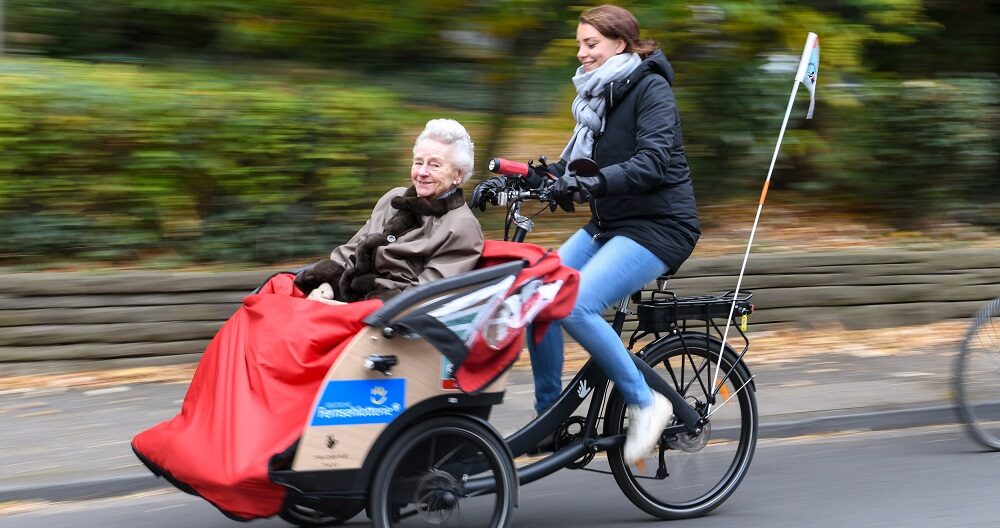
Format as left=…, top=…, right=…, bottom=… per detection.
left=310, top=379, right=406, bottom=426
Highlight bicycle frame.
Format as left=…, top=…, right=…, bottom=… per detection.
left=493, top=196, right=707, bottom=487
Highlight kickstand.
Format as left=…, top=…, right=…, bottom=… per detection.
left=655, top=444, right=669, bottom=479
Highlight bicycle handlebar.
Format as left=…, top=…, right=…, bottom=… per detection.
left=482, top=156, right=557, bottom=215
left=487, top=157, right=530, bottom=177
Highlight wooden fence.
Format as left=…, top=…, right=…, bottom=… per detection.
left=1, top=248, right=998, bottom=367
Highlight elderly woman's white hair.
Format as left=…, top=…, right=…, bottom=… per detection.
left=414, top=119, right=475, bottom=184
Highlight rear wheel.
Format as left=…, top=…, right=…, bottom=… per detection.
left=955, top=296, right=1000, bottom=450
left=369, top=416, right=517, bottom=528
left=605, top=336, right=757, bottom=519
left=278, top=498, right=363, bottom=527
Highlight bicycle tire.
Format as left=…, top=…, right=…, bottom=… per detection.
left=278, top=499, right=363, bottom=527
left=369, top=416, right=517, bottom=528
left=605, top=336, right=757, bottom=519
left=954, top=296, right=1000, bottom=451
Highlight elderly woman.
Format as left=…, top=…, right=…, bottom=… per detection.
left=133, top=120, right=490, bottom=522
left=295, top=118, right=484, bottom=302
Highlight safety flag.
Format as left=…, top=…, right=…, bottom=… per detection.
left=795, top=32, right=820, bottom=119
left=709, top=32, right=820, bottom=405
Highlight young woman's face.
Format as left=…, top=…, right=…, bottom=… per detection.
left=411, top=139, right=463, bottom=199
left=576, top=23, right=626, bottom=73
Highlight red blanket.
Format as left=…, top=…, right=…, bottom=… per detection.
left=133, top=274, right=381, bottom=519
left=132, top=240, right=577, bottom=520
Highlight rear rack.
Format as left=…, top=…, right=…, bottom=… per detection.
left=628, top=290, right=755, bottom=350
left=634, top=290, right=754, bottom=333
left=628, top=290, right=757, bottom=402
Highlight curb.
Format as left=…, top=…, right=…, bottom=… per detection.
left=759, top=404, right=958, bottom=439
left=1, top=404, right=960, bottom=503
left=0, top=474, right=167, bottom=503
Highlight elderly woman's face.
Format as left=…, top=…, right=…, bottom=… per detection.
left=411, top=139, right=462, bottom=199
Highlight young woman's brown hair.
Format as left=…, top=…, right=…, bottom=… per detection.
left=579, top=4, right=658, bottom=58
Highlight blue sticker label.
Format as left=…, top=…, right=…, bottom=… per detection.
left=310, top=379, right=406, bottom=426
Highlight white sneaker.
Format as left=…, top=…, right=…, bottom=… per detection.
left=624, top=392, right=673, bottom=464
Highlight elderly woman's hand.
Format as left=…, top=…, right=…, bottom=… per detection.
left=469, top=176, right=507, bottom=211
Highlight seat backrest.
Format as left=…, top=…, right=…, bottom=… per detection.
left=362, top=260, right=525, bottom=328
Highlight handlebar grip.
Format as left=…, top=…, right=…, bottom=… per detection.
left=487, top=157, right=530, bottom=177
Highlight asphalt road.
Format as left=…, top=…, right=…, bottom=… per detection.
left=2, top=425, right=997, bottom=528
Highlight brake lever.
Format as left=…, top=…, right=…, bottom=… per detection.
left=535, top=180, right=559, bottom=212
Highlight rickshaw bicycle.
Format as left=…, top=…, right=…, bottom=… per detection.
left=268, top=158, right=759, bottom=527
left=954, top=295, right=1000, bottom=450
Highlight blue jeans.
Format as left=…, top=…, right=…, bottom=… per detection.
left=528, top=229, right=669, bottom=414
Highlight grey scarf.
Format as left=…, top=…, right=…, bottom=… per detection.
left=561, top=52, right=642, bottom=164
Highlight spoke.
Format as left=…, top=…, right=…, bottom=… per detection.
left=706, top=375, right=755, bottom=417
left=427, top=436, right=437, bottom=468
left=677, top=354, right=711, bottom=400
left=972, top=304, right=1000, bottom=361
left=662, top=361, right=681, bottom=391
left=397, top=506, right=420, bottom=520
left=972, top=334, right=1000, bottom=370
left=689, top=356, right=712, bottom=397
left=631, top=473, right=670, bottom=481
left=433, top=441, right=466, bottom=469
left=680, top=348, right=690, bottom=390
left=464, top=487, right=490, bottom=498
left=976, top=328, right=1000, bottom=356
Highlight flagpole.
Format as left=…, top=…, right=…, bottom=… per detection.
left=708, top=33, right=817, bottom=411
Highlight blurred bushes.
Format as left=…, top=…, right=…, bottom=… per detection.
left=1, top=1, right=997, bottom=267
left=0, top=59, right=404, bottom=265
left=815, top=77, right=999, bottom=227
left=681, top=73, right=999, bottom=230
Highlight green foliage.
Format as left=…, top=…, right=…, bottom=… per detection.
left=191, top=200, right=359, bottom=264
left=0, top=59, right=402, bottom=265
left=814, top=77, right=999, bottom=227
left=3, top=0, right=998, bottom=266
left=617, top=0, right=998, bottom=229
left=677, top=72, right=999, bottom=230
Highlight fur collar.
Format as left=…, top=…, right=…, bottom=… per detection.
left=338, top=186, right=468, bottom=302
left=390, top=186, right=466, bottom=217
left=295, top=186, right=472, bottom=303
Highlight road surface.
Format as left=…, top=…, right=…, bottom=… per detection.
left=1, top=425, right=996, bottom=528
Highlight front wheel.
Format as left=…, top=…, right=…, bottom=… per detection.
left=605, top=336, right=758, bottom=519
left=955, top=296, right=1000, bottom=450
left=369, top=416, right=517, bottom=528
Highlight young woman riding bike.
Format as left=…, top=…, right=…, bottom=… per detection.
left=473, top=4, right=700, bottom=465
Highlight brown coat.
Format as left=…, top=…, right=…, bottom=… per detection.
left=327, top=186, right=484, bottom=299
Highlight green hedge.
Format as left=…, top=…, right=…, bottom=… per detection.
left=814, top=77, right=999, bottom=226
left=678, top=72, right=999, bottom=229
left=0, top=59, right=406, bottom=265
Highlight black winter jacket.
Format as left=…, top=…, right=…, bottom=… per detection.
left=554, top=50, right=699, bottom=274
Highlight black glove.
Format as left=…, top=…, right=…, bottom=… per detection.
left=294, top=259, right=345, bottom=296
left=551, top=173, right=606, bottom=210
left=548, top=175, right=575, bottom=213
left=525, top=162, right=555, bottom=189
left=469, top=176, right=507, bottom=211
